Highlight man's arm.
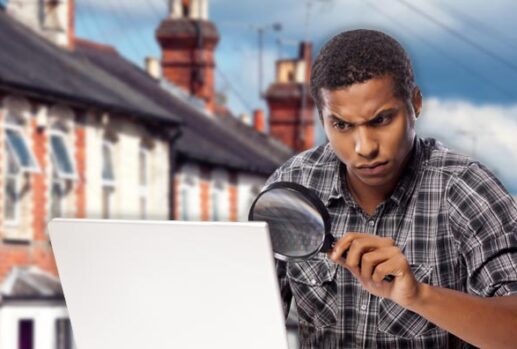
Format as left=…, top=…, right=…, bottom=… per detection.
left=328, top=234, right=517, bottom=348
left=407, top=283, right=517, bottom=349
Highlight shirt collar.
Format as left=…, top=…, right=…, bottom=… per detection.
left=324, top=136, right=427, bottom=209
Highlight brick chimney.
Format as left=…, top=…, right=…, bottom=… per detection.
left=7, top=0, right=75, bottom=49
left=265, top=41, right=315, bottom=152
left=156, top=0, right=219, bottom=113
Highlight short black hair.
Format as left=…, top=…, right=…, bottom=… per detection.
left=310, top=29, right=415, bottom=116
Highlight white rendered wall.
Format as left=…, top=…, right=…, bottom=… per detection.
left=0, top=302, right=72, bottom=349
left=85, top=115, right=170, bottom=220
left=237, top=174, right=266, bottom=222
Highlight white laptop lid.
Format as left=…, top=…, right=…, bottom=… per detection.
left=48, top=219, right=289, bottom=349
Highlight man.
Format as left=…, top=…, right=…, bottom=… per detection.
left=266, top=29, right=517, bottom=348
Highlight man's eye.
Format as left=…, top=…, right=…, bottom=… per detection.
left=370, top=114, right=393, bottom=126
left=332, top=120, right=350, bottom=130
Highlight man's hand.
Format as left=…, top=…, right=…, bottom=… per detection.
left=327, top=232, right=422, bottom=307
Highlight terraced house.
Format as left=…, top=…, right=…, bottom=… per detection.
left=0, top=0, right=314, bottom=348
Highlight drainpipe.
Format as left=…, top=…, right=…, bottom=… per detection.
left=168, top=127, right=183, bottom=220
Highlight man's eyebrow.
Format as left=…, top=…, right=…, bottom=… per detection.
left=327, top=107, right=399, bottom=126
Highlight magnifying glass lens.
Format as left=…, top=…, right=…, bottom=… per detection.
left=251, top=188, right=325, bottom=259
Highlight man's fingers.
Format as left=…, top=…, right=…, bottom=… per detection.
left=345, top=236, right=395, bottom=270
left=328, top=232, right=367, bottom=261
left=360, top=246, right=399, bottom=281
left=371, top=254, right=408, bottom=283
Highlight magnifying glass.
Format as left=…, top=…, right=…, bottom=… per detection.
left=248, top=181, right=394, bottom=282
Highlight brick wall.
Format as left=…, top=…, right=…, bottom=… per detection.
left=74, top=125, right=86, bottom=218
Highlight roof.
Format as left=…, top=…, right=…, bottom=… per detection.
left=0, top=11, right=181, bottom=127
left=75, top=39, right=294, bottom=175
left=0, top=267, right=64, bottom=302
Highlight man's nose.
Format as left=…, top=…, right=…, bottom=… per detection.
left=354, top=126, right=379, bottom=159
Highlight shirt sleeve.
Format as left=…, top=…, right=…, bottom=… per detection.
left=447, top=162, right=517, bottom=297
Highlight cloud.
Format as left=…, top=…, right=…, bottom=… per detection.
left=418, top=98, right=517, bottom=193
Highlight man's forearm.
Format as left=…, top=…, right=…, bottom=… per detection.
left=406, top=284, right=517, bottom=349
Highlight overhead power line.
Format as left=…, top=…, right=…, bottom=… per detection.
left=216, top=68, right=254, bottom=113
left=436, top=1, right=517, bottom=52
left=80, top=0, right=145, bottom=60
left=396, top=0, right=517, bottom=76
left=362, top=0, right=516, bottom=99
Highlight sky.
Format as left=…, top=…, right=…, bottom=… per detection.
left=70, top=0, right=517, bottom=193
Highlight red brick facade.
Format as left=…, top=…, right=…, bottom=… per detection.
left=0, top=99, right=89, bottom=283
left=75, top=125, right=86, bottom=218
left=228, top=171, right=238, bottom=222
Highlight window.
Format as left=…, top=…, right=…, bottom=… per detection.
left=4, top=113, right=39, bottom=223
left=212, top=191, right=220, bottom=221
left=181, top=188, right=189, bottom=221
left=5, top=142, right=20, bottom=223
left=211, top=180, right=224, bottom=221
left=50, top=132, right=77, bottom=180
left=248, top=185, right=262, bottom=211
left=18, top=319, right=33, bottom=349
left=49, top=129, right=76, bottom=218
left=50, top=167, right=66, bottom=218
left=5, top=128, right=39, bottom=172
left=178, top=165, right=200, bottom=221
left=211, top=170, right=229, bottom=221
left=139, top=147, right=148, bottom=219
left=102, top=141, right=115, bottom=219
left=55, top=318, right=74, bottom=349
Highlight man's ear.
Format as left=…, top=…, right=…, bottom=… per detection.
left=412, top=86, right=422, bottom=119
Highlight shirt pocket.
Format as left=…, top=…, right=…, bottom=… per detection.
left=378, top=264, right=438, bottom=338
left=287, top=258, right=338, bottom=328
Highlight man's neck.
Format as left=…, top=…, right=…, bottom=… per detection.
left=346, top=173, right=398, bottom=216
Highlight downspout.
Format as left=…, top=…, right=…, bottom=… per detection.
left=168, top=126, right=183, bottom=220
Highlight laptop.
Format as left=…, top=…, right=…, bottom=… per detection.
left=48, top=219, right=289, bottom=349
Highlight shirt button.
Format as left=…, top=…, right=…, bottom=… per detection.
left=310, top=279, right=317, bottom=285
left=360, top=305, right=367, bottom=310
left=368, top=220, right=375, bottom=226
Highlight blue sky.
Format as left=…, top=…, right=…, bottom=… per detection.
left=72, top=0, right=517, bottom=193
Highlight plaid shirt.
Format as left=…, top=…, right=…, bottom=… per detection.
left=265, top=137, right=517, bottom=349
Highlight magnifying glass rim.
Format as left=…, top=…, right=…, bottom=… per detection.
left=248, top=181, right=331, bottom=261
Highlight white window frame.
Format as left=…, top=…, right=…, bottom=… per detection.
left=101, top=140, right=116, bottom=219
left=178, top=164, right=201, bottom=221
left=3, top=113, right=40, bottom=225
left=50, top=166, right=66, bottom=219
left=139, top=147, right=149, bottom=219
left=4, top=124, right=40, bottom=173
left=49, top=129, right=77, bottom=180
left=211, top=169, right=229, bottom=222
left=4, top=143, right=21, bottom=225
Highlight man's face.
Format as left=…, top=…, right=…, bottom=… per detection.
left=320, top=75, right=422, bottom=190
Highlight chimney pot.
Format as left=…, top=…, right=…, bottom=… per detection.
left=253, top=109, right=265, bottom=133
left=145, top=57, right=162, bottom=79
